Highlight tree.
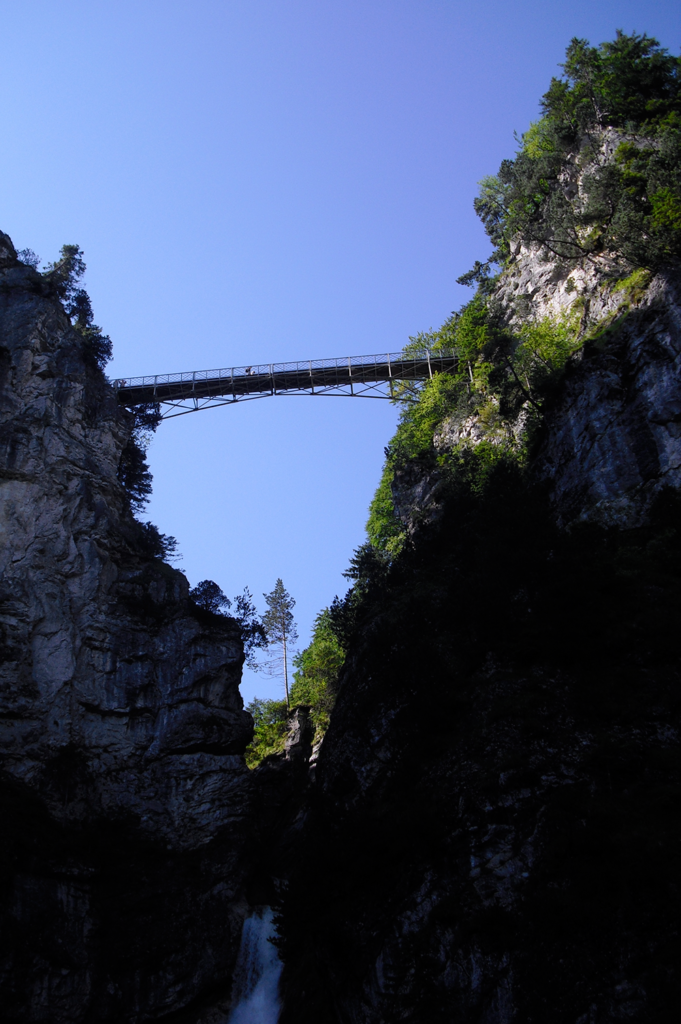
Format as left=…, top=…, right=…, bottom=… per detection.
left=190, top=579, right=231, bottom=614
left=244, top=698, right=289, bottom=768
left=41, top=244, right=113, bottom=370
left=290, top=609, right=344, bottom=738
left=463, top=32, right=681, bottom=274
left=232, top=587, right=267, bottom=668
left=189, top=581, right=266, bottom=667
left=117, top=432, right=154, bottom=512
left=261, top=579, right=298, bottom=707
left=43, top=243, right=86, bottom=303
left=66, top=287, right=113, bottom=370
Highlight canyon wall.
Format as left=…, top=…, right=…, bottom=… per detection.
left=2, top=206, right=680, bottom=1024
left=0, top=231, right=293, bottom=1022
left=277, top=250, right=681, bottom=1023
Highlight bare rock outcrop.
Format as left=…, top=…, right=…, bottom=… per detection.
left=529, top=271, right=681, bottom=527
left=0, top=230, right=286, bottom=1022
left=393, top=261, right=681, bottom=532
left=0, top=230, right=252, bottom=849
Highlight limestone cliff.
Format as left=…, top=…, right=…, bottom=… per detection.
left=274, top=179, right=681, bottom=1019
left=3, top=113, right=681, bottom=1021
left=0, top=230, right=294, bottom=1022
left=394, top=262, right=681, bottom=534
left=0, top=229, right=252, bottom=847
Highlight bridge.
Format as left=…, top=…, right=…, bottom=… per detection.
left=112, top=351, right=457, bottom=418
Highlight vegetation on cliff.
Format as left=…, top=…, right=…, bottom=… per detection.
left=471, top=31, right=681, bottom=277
left=245, top=605, right=343, bottom=766
left=17, top=245, right=164, bottom=530
left=278, top=472, right=681, bottom=1024
left=290, top=609, right=343, bottom=738
left=260, top=579, right=299, bottom=708
left=274, top=29, right=681, bottom=784
left=365, top=33, right=679, bottom=560
left=274, top=34, right=681, bottom=1022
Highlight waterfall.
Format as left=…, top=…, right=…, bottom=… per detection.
left=227, top=906, right=282, bottom=1024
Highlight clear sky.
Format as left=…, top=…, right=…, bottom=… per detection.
left=2, top=1, right=679, bottom=702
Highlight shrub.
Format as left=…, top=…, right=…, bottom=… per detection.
left=465, top=33, right=681, bottom=274
left=244, top=698, right=288, bottom=767
left=290, top=610, right=345, bottom=739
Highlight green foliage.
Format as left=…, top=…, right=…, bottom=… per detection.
left=402, top=314, right=458, bottom=359
left=43, top=243, right=86, bottom=302
left=651, top=185, right=681, bottom=232
left=41, top=244, right=113, bottom=369
left=115, top=404, right=185, bottom=567
left=118, top=406, right=162, bottom=516
left=190, top=580, right=230, bottom=613
left=117, top=432, right=154, bottom=513
left=232, top=588, right=268, bottom=665
left=366, top=298, right=590, bottom=556
left=260, top=579, right=298, bottom=706
left=16, top=248, right=40, bottom=269
left=290, top=609, right=344, bottom=739
left=383, top=372, right=462, bottom=469
left=464, top=32, right=681, bottom=272
left=471, top=170, right=515, bottom=257
left=522, top=119, right=557, bottom=159
left=67, top=288, right=113, bottom=371
left=366, top=371, right=461, bottom=547
left=610, top=266, right=652, bottom=300
left=454, top=294, right=492, bottom=364
left=135, top=521, right=180, bottom=562
left=508, top=310, right=583, bottom=410
left=542, top=33, right=681, bottom=134
left=366, top=467, right=403, bottom=552
left=325, top=544, right=392, bottom=653
left=244, top=698, right=288, bottom=768
left=246, top=609, right=345, bottom=765
left=188, top=581, right=266, bottom=664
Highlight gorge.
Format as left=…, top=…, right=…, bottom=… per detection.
left=2, top=30, right=681, bottom=1024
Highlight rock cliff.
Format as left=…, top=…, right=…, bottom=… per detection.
left=0, top=230, right=297, bottom=1022
left=394, top=264, right=681, bottom=533
left=275, top=238, right=681, bottom=1018
left=2, top=130, right=681, bottom=1020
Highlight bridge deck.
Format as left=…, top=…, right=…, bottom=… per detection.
left=113, top=351, right=457, bottom=417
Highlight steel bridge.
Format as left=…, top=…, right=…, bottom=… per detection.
left=112, top=351, right=457, bottom=418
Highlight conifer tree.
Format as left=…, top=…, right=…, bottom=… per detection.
left=261, top=579, right=298, bottom=707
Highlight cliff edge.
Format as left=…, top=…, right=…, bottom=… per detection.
left=0, top=231, right=269, bottom=1022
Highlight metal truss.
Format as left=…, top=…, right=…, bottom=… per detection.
left=112, top=350, right=457, bottom=419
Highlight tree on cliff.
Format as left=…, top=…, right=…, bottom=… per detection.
left=190, top=580, right=231, bottom=613
left=290, top=608, right=344, bottom=738
left=261, top=579, right=298, bottom=708
left=465, top=31, right=681, bottom=275
left=43, top=244, right=112, bottom=369
left=190, top=580, right=266, bottom=667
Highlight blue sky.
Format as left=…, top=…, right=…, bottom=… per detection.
left=2, top=0, right=679, bottom=701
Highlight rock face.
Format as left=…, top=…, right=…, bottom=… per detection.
left=0, top=231, right=285, bottom=1022
left=532, top=271, right=681, bottom=527
left=0, top=230, right=252, bottom=848
left=3, top=206, right=680, bottom=1024
left=275, top=251, right=681, bottom=1020
left=495, top=245, right=681, bottom=528
left=395, top=266, right=681, bottom=533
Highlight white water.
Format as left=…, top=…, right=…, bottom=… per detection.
left=227, top=906, right=282, bottom=1024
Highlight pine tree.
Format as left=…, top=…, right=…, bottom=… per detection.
left=261, top=579, right=298, bottom=707
left=190, top=580, right=231, bottom=614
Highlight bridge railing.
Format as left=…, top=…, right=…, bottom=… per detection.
left=111, top=350, right=456, bottom=391
left=111, top=349, right=458, bottom=418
